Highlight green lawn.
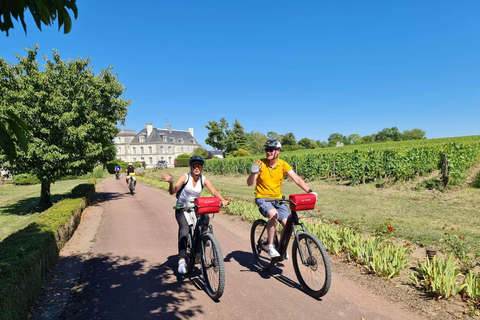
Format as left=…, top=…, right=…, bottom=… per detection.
left=145, top=167, right=480, bottom=254
left=0, top=179, right=91, bottom=241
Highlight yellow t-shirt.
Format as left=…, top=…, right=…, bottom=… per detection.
left=254, top=158, right=292, bottom=199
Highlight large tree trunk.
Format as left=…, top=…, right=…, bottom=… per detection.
left=40, top=179, right=52, bottom=208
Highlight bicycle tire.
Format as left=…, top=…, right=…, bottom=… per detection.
left=129, top=180, right=134, bottom=195
left=185, top=233, right=194, bottom=273
left=250, top=219, right=275, bottom=271
left=292, top=232, right=331, bottom=298
left=200, top=232, right=225, bottom=300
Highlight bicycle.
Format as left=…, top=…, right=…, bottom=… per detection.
left=128, top=173, right=135, bottom=195
left=174, top=197, right=226, bottom=300
left=250, top=194, right=332, bottom=298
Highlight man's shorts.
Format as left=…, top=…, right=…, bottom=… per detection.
left=255, top=198, right=290, bottom=221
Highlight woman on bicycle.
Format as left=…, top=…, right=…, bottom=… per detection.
left=247, top=139, right=317, bottom=258
left=162, top=155, right=229, bottom=274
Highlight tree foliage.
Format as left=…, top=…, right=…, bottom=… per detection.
left=0, top=110, right=29, bottom=163
left=205, top=118, right=229, bottom=153
left=0, top=46, right=130, bottom=207
left=402, top=128, right=426, bottom=140
left=375, top=127, right=402, bottom=142
left=245, top=131, right=268, bottom=154
left=281, top=132, right=297, bottom=146
left=298, top=137, right=316, bottom=149
left=0, top=0, right=78, bottom=36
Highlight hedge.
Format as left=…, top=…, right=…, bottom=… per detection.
left=0, top=178, right=96, bottom=320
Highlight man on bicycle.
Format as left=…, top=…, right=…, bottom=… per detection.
left=247, top=139, right=317, bottom=258
left=125, top=163, right=138, bottom=190
left=162, top=155, right=229, bottom=274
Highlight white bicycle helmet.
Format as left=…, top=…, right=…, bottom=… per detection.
left=264, top=139, right=282, bottom=150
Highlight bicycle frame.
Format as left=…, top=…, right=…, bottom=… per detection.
left=264, top=198, right=317, bottom=267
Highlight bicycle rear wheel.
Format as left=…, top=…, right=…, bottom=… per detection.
left=250, top=219, right=275, bottom=271
left=129, top=180, right=134, bottom=195
left=292, top=232, right=331, bottom=298
left=200, top=232, right=225, bottom=300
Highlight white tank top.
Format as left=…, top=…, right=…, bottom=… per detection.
left=176, top=173, right=205, bottom=206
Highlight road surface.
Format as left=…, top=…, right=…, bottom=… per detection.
left=30, top=177, right=425, bottom=320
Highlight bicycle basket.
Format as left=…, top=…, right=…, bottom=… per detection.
left=194, top=197, right=220, bottom=215
left=289, top=194, right=316, bottom=211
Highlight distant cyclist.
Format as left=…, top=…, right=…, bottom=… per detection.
left=125, top=163, right=138, bottom=190
left=162, top=155, right=228, bottom=274
left=115, top=165, right=122, bottom=178
left=247, top=139, right=317, bottom=258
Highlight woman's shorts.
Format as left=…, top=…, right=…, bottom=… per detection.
left=255, top=198, right=290, bottom=221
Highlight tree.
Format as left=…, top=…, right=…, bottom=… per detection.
left=281, top=132, right=297, bottom=146
left=361, top=134, right=375, bottom=144
left=205, top=118, right=229, bottom=156
left=316, top=140, right=327, bottom=148
left=402, top=128, right=426, bottom=140
left=193, top=146, right=209, bottom=158
left=347, top=133, right=361, bottom=145
left=245, top=131, right=268, bottom=154
left=328, top=133, right=347, bottom=144
left=0, top=46, right=130, bottom=207
left=226, top=119, right=246, bottom=153
left=375, top=127, right=401, bottom=142
left=267, top=131, right=282, bottom=140
left=298, top=137, right=316, bottom=149
left=0, top=0, right=78, bottom=36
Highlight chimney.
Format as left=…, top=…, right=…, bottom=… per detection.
left=167, top=125, right=172, bottom=132
left=188, top=127, right=194, bottom=137
left=146, top=123, right=153, bottom=137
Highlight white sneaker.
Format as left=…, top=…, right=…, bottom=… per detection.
left=267, top=245, right=280, bottom=258
left=284, top=252, right=289, bottom=260
left=178, top=259, right=187, bottom=274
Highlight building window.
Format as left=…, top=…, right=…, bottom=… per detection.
left=148, top=157, right=153, bottom=164
left=140, top=147, right=144, bottom=154
left=188, top=147, right=190, bottom=152
left=133, top=157, right=137, bottom=162
left=168, top=146, right=171, bottom=153
left=139, top=136, right=145, bottom=142
left=169, top=157, right=172, bottom=163
left=181, top=147, right=184, bottom=152
left=148, top=146, right=152, bottom=154
left=132, top=147, right=136, bottom=155
left=161, top=146, right=164, bottom=154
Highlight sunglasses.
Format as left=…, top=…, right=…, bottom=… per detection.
left=265, top=148, right=276, bottom=153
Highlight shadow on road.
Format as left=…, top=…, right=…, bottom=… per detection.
left=59, top=254, right=207, bottom=319
left=224, top=250, right=304, bottom=293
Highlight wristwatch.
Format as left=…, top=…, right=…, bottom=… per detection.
left=308, top=189, right=313, bottom=193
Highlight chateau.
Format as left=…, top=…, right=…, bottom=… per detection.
left=114, top=123, right=201, bottom=168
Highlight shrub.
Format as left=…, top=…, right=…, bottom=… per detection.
left=234, top=148, right=251, bottom=157
left=12, top=174, right=41, bottom=185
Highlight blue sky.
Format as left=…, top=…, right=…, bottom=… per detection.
left=1, top=0, right=479, bottom=148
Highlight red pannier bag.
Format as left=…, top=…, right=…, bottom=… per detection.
left=194, top=197, right=221, bottom=215
left=289, top=194, right=316, bottom=211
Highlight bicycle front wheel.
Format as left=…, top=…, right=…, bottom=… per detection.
left=250, top=219, right=275, bottom=271
left=292, top=232, right=331, bottom=298
left=201, top=232, right=225, bottom=300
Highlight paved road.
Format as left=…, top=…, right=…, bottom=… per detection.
left=31, top=177, right=424, bottom=320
